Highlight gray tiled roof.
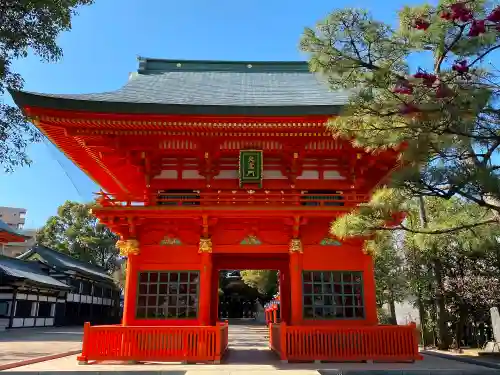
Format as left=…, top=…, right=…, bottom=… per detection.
left=37, top=70, right=348, bottom=107
left=0, top=255, right=70, bottom=289
left=18, top=245, right=113, bottom=282
left=9, top=58, right=349, bottom=116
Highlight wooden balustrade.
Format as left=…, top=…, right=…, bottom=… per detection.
left=95, top=190, right=369, bottom=208
left=77, top=322, right=229, bottom=364
left=269, top=323, right=422, bottom=363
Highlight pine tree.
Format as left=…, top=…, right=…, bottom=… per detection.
left=301, top=1, right=500, bottom=232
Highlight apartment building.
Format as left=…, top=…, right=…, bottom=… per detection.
left=0, top=207, right=27, bottom=231
left=0, top=207, right=35, bottom=258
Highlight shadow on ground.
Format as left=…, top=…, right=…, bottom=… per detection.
left=0, top=326, right=83, bottom=343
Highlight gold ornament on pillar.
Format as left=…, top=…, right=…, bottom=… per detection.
left=199, top=237, right=213, bottom=253
left=289, top=238, right=303, bottom=253
left=116, top=239, right=140, bottom=257
left=362, top=247, right=374, bottom=256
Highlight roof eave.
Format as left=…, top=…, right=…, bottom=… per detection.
left=9, top=90, right=342, bottom=117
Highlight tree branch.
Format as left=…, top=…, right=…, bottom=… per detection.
left=398, top=218, right=497, bottom=234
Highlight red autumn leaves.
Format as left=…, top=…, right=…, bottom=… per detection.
left=390, top=2, right=500, bottom=114
left=413, top=2, right=500, bottom=35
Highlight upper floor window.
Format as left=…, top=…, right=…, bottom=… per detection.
left=302, top=271, right=364, bottom=319
left=301, top=190, right=344, bottom=207
left=157, top=190, right=200, bottom=206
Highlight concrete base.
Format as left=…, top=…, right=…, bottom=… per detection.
left=481, top=341, right=500, bottom=354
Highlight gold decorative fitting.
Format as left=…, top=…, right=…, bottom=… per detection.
left=199, top=237, right=213, bottom=253
left=289, top=238, right=303, bottom=253
left=116, top=239, right=140, bottom=257
left=362, top=247, right=374, bottom=256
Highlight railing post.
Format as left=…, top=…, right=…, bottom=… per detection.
left=410, top=321, right=421, bottom=360
left=77, top=321, right=90, bottom=365
left=280, top=322, right=287, bottom=362
left=269, top=322, right=273, bottom=350
left=214, top=325, right=221, bottom=364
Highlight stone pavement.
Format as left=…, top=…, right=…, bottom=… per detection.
left=0, top=326, right=83, bottom=367
left=2, top=323, right=498, bottom=373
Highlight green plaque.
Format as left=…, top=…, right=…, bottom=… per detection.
left=239, top=150, right=263, bottom=187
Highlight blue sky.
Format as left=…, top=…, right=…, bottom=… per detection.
left=0, top=0, right=421, bottom=229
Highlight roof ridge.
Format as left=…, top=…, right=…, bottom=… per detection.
left=137, top=57, right=311, bottom=74
left=31, top=245, right=113, bottom=281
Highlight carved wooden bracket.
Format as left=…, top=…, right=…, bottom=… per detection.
left=196, top=215, right=218, bottom=238
left=283, top=216, right=308, bottom=239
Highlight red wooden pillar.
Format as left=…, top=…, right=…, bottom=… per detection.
left=289, top=239, right=303, bottom=325
left=122, top=254, right=138, bottom=326
left=210, top=263, right=219, bottom=325
left=279, top=268, right=290, bottom=324
left=363, top=253, right=378, bottom=325
left=199, top=248, right=213, bottom=326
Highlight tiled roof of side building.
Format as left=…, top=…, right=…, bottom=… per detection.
left=18, top=245, right=114, bottom=283
left=8, top=58, right=349, bottom=116
left=0, top=219, right=30, bottom=241
left=0, top=255, right=71, bottom=289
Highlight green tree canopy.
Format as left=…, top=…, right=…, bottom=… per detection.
left=1, top=0, right=93, bottom=172
left=300, top=1, right=500, bottom=235
left=36, top=200, right=119, bottom=272
left=240, top=270, right=278, bottom=297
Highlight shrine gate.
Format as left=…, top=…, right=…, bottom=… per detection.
left=10, top=58, right=421, bottom=364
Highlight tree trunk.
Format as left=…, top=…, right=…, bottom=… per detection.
left=417, top=292, right=428, bottom=346
left=433, top=257, right=451, bottom=350
left=429, top=298, right=438, bottom=347
left=389, top=295, right=397, bottom=325
left=455, top=304, right=468, bottom=350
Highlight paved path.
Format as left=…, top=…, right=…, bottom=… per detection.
left=3, top=323, right=498, bottom=373
left=0, top=326, right=83, bottom=367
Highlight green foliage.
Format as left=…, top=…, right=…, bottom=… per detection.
left=301, top=2, right=500, bottom=222
left=1, top=0, right=93, bottom=172
left=240, top=270, right=278, bottom=297
left=377, top=307, right=394, bottom=325
left=373, top=233, right=407, bottom=308
left=36, top=200, right=119, bottom=272
left=112, top=262, right=126, bottom=289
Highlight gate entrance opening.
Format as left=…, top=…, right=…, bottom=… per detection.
left=211, top=254, right=289, bottom=325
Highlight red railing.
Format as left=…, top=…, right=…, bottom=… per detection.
left=269, top=323, right=422, bottom=362
left=95, top=190, right=370, bottom=208
left=77, top=322, right=229, bottom=364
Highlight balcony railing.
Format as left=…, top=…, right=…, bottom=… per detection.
left=95, top=191, right=370, bottom=208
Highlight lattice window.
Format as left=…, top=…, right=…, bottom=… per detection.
left=136, top=271, right=199, bottom=319
left=302, top=271, right=364, bottom=319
